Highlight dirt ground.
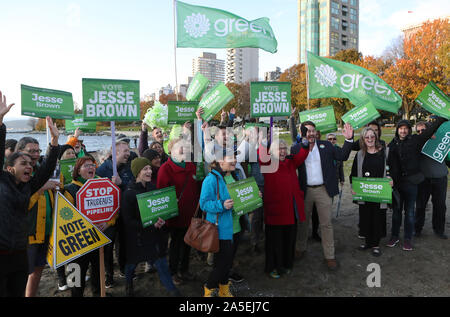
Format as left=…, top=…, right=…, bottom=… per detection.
left=36, top=183, right=450, bottom=298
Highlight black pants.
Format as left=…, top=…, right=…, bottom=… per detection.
left=0, top=251, right=28, bottom=297
left=103, top=225, right=117, bottom=279
left=265, top=224, right=297, bottom=273
left=359, top=203, right=386, bottom=248
left=206, top=240, right=234, bottom=289
left=415, top=176, right=447, bottom=234
left=70, top=250, right=100, bottom=297
left=115, top=216, right=127, bottom=273
left=168, top=227, right=191, bottom=275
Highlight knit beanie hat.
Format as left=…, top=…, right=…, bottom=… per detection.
left=131, top=157, right=151, bottom=178
left=142, top=149, right=161, bottom=162
left=58, top=144, right=75, bottom=160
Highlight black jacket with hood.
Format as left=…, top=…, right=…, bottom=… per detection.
left=387, top=117, right=447, bottom=186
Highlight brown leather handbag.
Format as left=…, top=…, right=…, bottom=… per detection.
left=184, top=177, right=220, bottom=253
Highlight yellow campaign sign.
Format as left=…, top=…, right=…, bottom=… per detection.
left=47, top=191, right=111, bottom=269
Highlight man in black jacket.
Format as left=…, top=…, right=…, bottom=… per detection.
left=291, top=120, right=354, bottom=270
left=386, top=117, right=447, bottom=251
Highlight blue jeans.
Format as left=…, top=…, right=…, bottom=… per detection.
left=125, top=257, right=177, bottom=292
left=391, top=181, right=418, bottom=240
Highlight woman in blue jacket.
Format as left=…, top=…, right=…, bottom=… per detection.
left=199, top=150, right=236, bottom=297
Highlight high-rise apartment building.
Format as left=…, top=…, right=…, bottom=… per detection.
left=264, top=67, right=282, bottom=81
left=225, top=48, right=259, bottom=84
left=298, top=0, right=359, bottom=64
left=192, top=52, right=225, bottom=89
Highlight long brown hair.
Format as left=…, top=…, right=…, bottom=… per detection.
left=359, top=127, right=382, bottom=153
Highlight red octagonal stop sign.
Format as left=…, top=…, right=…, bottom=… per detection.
left=76, top=178, right=120, bottom=223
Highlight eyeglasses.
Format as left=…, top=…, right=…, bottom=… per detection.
left=364, top=135, right=376, bottom=140
left=417, top=129, right=425, bottom=134
left=25, top=149, right=42, bottom=154
left=81, top=164, right=96, bottom=169
left=328, top=138, right=337, bottom=141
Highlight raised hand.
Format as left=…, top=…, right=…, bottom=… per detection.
left=0, top=90, right=15, bottom=125
left=46, top=117, right=60, bottom=146
left=342, top=123, right=354, bottom=140
left=196, top=106, right=204, bottom=120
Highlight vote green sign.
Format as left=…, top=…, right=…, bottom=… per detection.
left=82, top=78, right=140, bottom=122
left=251, top=82, right=291, bottom=117
left=421, top=121, right=450, bottom=163
left=65, top=114, right=97, bottom=133
left=227, top=177, right=262, bottom=216
left=342, top=102, right=380, bottom=130
left=60, top=158, right=77, bottom=185
left=136, top=186, right=179, bottom=228
left=415, top=81, right=450, bottom=120
left=167, top=101, right=198, bottom=124
left=21, top=85, right=74, bottom=119
left=299, top=106, right=337, bottom=133
left=186, top=72, right=210, bottom=101
left=199, top=83, right=234, bottom=122
left=351, top=177, right=392, bottom=204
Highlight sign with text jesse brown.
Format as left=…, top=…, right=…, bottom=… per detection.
left=76, top=178, right=120, bottom=223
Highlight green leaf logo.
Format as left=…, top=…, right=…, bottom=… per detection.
left=184, top=13, right=210, bottom=38
left=314, top=64, right=337, bottom=88
left=60, top=207, right=73, bottom=221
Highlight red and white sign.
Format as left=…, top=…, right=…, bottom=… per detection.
left=76, top=178, right=120, bottom=223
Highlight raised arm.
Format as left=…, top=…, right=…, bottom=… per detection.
left=0, top=91, right=15, bottom=170
left=138, top=122, right=149, bottom=156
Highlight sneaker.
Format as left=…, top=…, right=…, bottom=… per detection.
left=372, top=247, right=381, bottom=257
left=105, top=276, right=114, bottom=289
left=178, top=271, right=195, bottom=281
left=207, top=253, right=214, bottom=266
left=402, top=240, right=413, bottom=251
left=358, top=235, right=366, bottom=239
left=58, top=283, right=68, bottom=291
left=145, top=262, right=156, bottom=273
left=228, top=272, right=244, bottom=283
left=269, top=270, right=280, bottom=279
left=386, top=238, right=400, bottom=248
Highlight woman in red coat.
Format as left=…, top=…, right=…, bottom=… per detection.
left=259, top=138, right=309, bottom=278
left=157, top=138, right=201, bottom=285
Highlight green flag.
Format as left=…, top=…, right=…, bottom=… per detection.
left=307, top=52, right=402, bottom=114
left=199, top=83, right=234, bottom=121
left=415, top=81, right=450, bottom=120
left=299, top=106, right=337, bottom=133
left=186, top=72, right=210, bottom=101
left=341, top=102, right=381, bottom=130
left=421, top=121, right=450, bottom=163
left=176, top=1, right=278, bottom=54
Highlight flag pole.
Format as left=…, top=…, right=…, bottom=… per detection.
left=173, top=0, right=179, bottom=101
left=305, top=50, right=310, bottom=110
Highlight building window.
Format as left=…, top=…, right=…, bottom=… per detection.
left=350, top=8, right=357, bottom=20
left=331, top=32, right=339, bottom=46
left=331, top=17, right=340, bottom=30
left=350, top=0, right=357, bottom=6
left=331, top=1, right=339, bottom=15
left=349, top=22, right=357, bottom=34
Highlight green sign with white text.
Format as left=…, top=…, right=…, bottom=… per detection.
left=82, top=78, right=140, bottom=122
left=227, top=177, right=262, bottom=216
left=352, top=177, right=392, bottom=204
left=21, top=85, right=74, bottom=119
left=415, top=81, right=450, bottom=120
left=251, top=82, right=291, bottom=118
left=299, top=106, right=337, bottom=133
left=342, top=102, right=380, bottom=130
left=199, top=83, right=234, bottom=122
left=186, top=72, right=210, bottom=101
left=65, top=114, right=97, bottom=133
left=136, top=186, right=179, bottom=228
left=167, top=101, right=198, bottom=124
left=60, top=158, right=77, bottom=185
left=421, top=121, right=450, bottom=163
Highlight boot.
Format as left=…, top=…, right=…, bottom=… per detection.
left=203, top=284, right=217, bottom=297
left=218, top=282, right=234, bottom=297
left=126, top=281, right=134, bottom=297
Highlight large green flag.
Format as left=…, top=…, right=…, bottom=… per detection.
left=176, top=1, right=278, bottom=53
left=307, top=52, right=402, bottom=114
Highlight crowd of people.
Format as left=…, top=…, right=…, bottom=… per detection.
left=0, top=89, right=448, bottom=297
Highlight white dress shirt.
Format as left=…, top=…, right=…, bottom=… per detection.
left=305, top=142, right=324, bottom=186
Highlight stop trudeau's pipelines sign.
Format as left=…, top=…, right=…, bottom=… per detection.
left=76, top=178, right=120, bottom=223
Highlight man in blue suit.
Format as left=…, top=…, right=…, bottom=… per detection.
left=291, top=120, right=354, bottom=270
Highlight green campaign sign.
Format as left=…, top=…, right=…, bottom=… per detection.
left=21, top=84, right=74, bottom=119
left=186, top=72, right=210, bottom=101
left=299, top=106, right=337, bottom=133
left=352, top=177, right=392, bottom=204
left=136, top=186, right=179, bottom=228
left=82, top=78, right=140, bottom=122
left=251, top=82, right=291, bottom=118
left=307, top=52, right=402, bottom=114
left=65, top=114, right=97, bottom=133
left=227, top=177, right=263, bottom=216
left=199, top=83, right=234, bottom=122
left=60, top=158, right=77, bottom=185
left=421, top=121, right=450, bottom=163
left=341, top=102, right=380, bottom=130
left=167, top=101, right=198, bottom=124
left=176, top=1, right=278, bottom=54
left=415, top=81, right=450, bottom=120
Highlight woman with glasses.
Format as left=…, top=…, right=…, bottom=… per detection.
left=349, top=127, right=393, bottom=257
left=63, top=155, right=118, bottom=297
left=0, top=91, right=60, bottom=297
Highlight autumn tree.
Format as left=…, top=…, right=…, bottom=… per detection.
left=383, top=18, right=449, bottom=119
left=140, top=100, right=154, bottom=120
left=159, top=93, right=185, bottom=105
